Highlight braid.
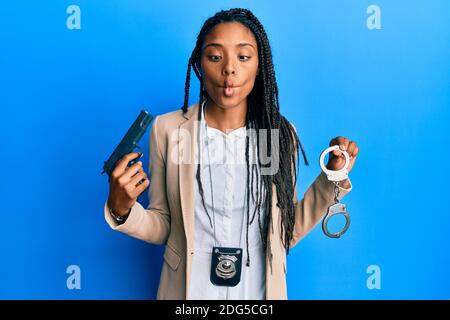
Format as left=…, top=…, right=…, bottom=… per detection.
left=181, top=8, right=309, bottom=271
left=182, top=59, right=192, bottom=113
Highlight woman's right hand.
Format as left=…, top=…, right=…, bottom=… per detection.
left=107, top=152, right=150, bottom=216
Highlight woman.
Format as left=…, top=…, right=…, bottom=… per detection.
left=105, top=8, right=359, bottom=299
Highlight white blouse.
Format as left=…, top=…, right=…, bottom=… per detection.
left=187, top=101, right=267, bottom=300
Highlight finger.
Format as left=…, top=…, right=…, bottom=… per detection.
left=347, top=142, right=360, bottom=159
left=113, top=152, right=142, bottom=176
left=329, top=136, right=341, bottom=147
left=332, top=148, right=349, bottom=157
left=338, top=137, right=349, bottom=152
left=352, top=146, right=359, bottom=158
left=117, top=163, right=142, bottom=187
left=123, top=172, right=146, bottom=196
left=120, top=161, right=143, bottom=180
left=131, top=178, right=150, bottom=198
left=127, top=171, right=147, bottom=188
left=330, top=137, right=340, bottom=156
left=347, top=142, right=357, bottom=158
left=330, top=136, right=348, bottom=156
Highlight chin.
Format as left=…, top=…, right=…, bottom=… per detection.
left=212, top=95, right=243, bottom=109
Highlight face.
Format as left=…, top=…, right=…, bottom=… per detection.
left=200, top=22, right=260, bottom=109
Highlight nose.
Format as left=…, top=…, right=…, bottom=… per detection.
left=224, top=69, right=235, bottom=76
left=223, top=58, right=236, bottom=76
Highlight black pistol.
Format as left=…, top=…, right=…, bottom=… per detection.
left=102, top=110, right=154, bottom=177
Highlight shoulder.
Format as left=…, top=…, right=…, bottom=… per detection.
left=154, top=108, right=184, bottom=129
left=155, top=103, right=199, bottom=128
left=150, top=102, right=200, bottom=151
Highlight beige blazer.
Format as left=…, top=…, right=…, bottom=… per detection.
left=104, top=102, right=352, bottom=300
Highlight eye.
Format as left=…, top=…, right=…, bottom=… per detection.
left=208, top=55, right=222, bottom=62
left=239, top=55, right=251, bottom=61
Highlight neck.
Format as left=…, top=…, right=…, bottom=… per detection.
left=204, top=99, right=247, bottom=133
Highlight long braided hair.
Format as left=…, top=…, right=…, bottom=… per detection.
left=181, top=8, right=309, bottom=268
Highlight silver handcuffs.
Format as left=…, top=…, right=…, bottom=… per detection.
left=319, top=145, right=351, bottom=238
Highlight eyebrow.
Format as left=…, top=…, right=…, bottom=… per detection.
left=203, top=42, right=256, bottom=50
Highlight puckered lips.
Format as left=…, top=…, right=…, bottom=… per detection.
left=221, top=79, right=236, bottom=97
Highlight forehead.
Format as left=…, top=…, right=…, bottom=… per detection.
left=203, top=22, right=257, bottom=47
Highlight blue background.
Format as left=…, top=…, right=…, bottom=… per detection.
left=0, top=0, right=449, bottom=299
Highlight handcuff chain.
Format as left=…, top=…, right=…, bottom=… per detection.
left=334, top=182, right=340, bottom=204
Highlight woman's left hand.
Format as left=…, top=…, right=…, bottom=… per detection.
left=326, top=136, right=359, bottom=174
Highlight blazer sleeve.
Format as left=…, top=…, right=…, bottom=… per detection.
left=287, top=120, right=353, bottom=248
left=289, top=171, right=352, bottom=248
left=104, top=115, right=171, bottom=245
